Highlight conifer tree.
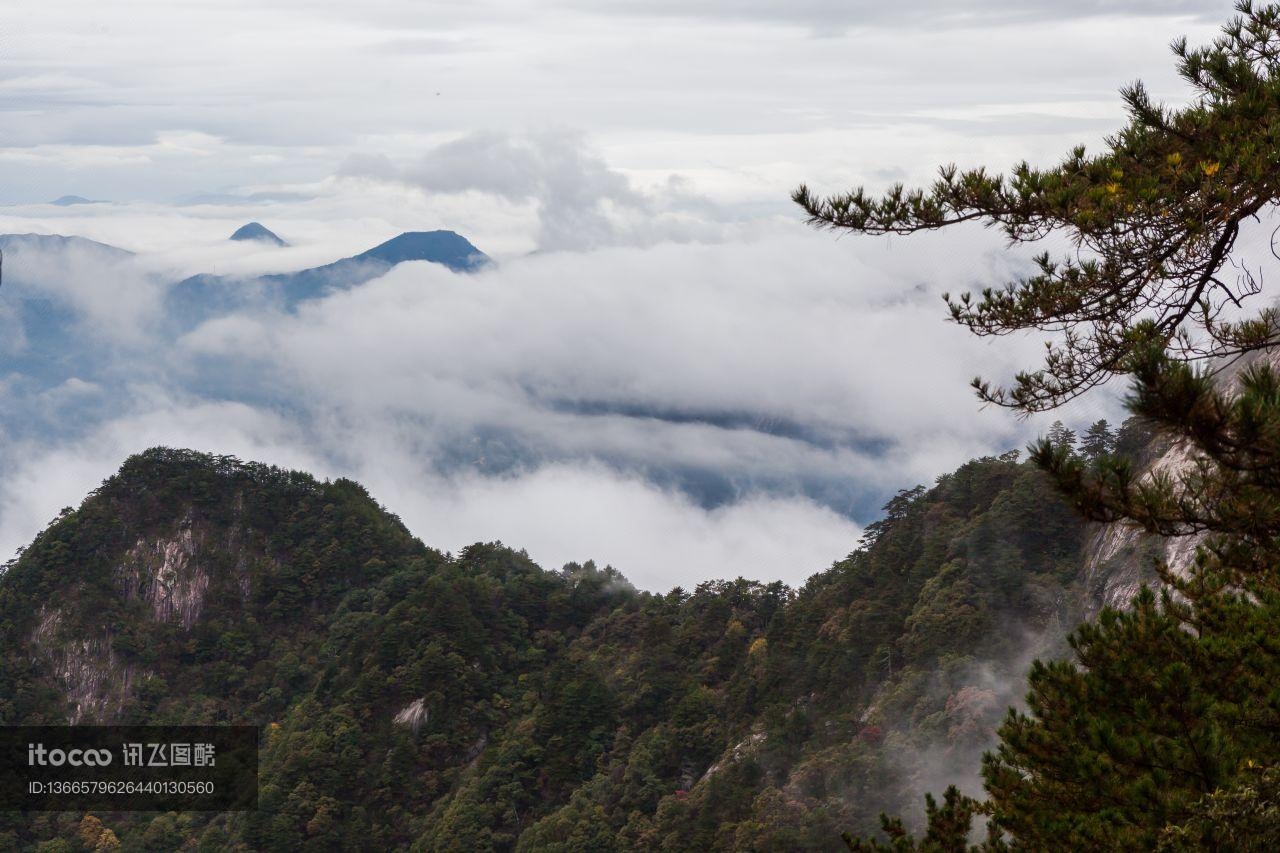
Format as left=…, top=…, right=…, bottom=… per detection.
left=1079, top=418, right=1114, bottom=459
left=796, top=1, right=1280, bottom=413
left=979, top=343, right=1280, bottom=848
left=802, top=2, right=1280, bottom=847
left=1045, top=421, right=1077, bottom=451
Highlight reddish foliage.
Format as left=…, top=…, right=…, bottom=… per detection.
left=857, top=724, right=884, bottom=744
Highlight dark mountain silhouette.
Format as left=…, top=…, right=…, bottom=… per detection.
left=170, top=229, right=490, bottom=321
left=48, top=195, right=104, bottom=206
left=229, top=222, right=287, bottom=246
left=356, top=230, right=487, bottom=269
left=0, top=232, right=131, bottom=258
left=268, top=230, right=489, bottom=301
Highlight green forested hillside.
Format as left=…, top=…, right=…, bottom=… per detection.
left=0, top=446, right=1092, bottom=851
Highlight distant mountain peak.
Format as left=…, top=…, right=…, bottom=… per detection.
left=168, top=228, right=491, bottom=322
left=357, top=230, right=489, bottom=271
left=49, top=195, right=103, bottom=206
left=0, top=232, right=133, bottom=258
left=229, top=222, right=287, bottom=246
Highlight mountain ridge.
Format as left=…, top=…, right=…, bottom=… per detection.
left=48, top=195, right=104, bottom=207
left=0, top=444, right=1098, bottom=850
left=168, top=229, right=491, bottom=322
left=0, top=232, right=133, bottom=258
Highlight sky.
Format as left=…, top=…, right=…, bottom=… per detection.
left=0, top=0, right=1243, bottom=589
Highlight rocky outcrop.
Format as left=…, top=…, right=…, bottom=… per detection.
left=29, top=606, right=141, bottom=723
left=1082, top=348, right=1280, bottom=610
left=394, top=697, right=430, bottom=733
left=115, top=508, right=254, bottom=630
left=699, top=732, right=766, bottom=784
left=1081, top=522, right=1164, bottom=613
left=119, top=522, right=210, bottom=630
left=30, top=501, right=259, bottom=722
left=1081, top=443, right=1207, bottom=612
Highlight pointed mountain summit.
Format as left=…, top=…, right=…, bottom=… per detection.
left=262, top=229, right=490, bottom=303
left=355, top=230, right=488, bottom=270
left=229, top=221, right=287, bottom=246
left=49, top=195, right=103, bottom=206
left=168, top=229, right=491, bottom=323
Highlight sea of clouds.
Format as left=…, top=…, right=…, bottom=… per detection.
left=0, top=131, right=1139, bottom=590
left=1, top=0, right=1225, bottom=587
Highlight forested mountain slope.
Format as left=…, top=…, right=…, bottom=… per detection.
left=0, top=445, right=1105, bottom=850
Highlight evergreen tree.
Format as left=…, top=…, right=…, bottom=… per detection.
left=802, top=2, right=1280, bottom=848
left=796, top=0, right=1280, bottom=413
left=1045, top=421, right=1076, bottom=451
left=842, top=786, right=989, bottom=852
left=981, top=344, right=1280, bottom=848
left=1079, top=418, right=1114, bottom=459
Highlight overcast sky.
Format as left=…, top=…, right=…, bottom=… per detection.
left=0, top=1, right=1242, bottom=589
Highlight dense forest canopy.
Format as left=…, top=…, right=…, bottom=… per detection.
left=0, top=445, right=1095, bottom=850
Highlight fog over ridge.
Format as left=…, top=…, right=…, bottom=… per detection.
left=0, top=0, right=1220, bottom=586
left=0, top=195, right=1114, bottom=588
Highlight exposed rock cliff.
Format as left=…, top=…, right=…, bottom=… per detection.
left=1080, top=349, right=1280, bottom=610
left=115, top=507, right=254, bottom=631
left=29, top=606, right=139, bottom=723
left=27, top=507, right=258, bottom=721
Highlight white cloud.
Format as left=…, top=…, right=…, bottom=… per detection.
left=0, top=171, right=1145, bottom=590
left=340, top=130, right=727, bottom=251
left=1, top=206, right=1099, bottom=590
left=0, top=390, right=861, bottom=589
left=368, top=462, right=863, bottom=589
left=178, top=220, right=1038, bottom=471
left=0, top=2, right=1199, bottom=589
left=0, top=1, right=1227, bottom=206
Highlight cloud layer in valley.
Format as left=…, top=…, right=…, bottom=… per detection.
left=0, top=175, right=1133, bottom=589
left=0, top=3, right=1229, bottom=587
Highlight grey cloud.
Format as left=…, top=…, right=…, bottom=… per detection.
left=396, top=130, right=636, bottom=202
left=340, top=130, right=716, bottom=251
left=175, top=223, right=1047, bottom=513
left=568, top=0, right=1231, bottom=28
left=0, top=0, right=1228, bottom=208
left=0, top=196, right=1133, bottom=589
